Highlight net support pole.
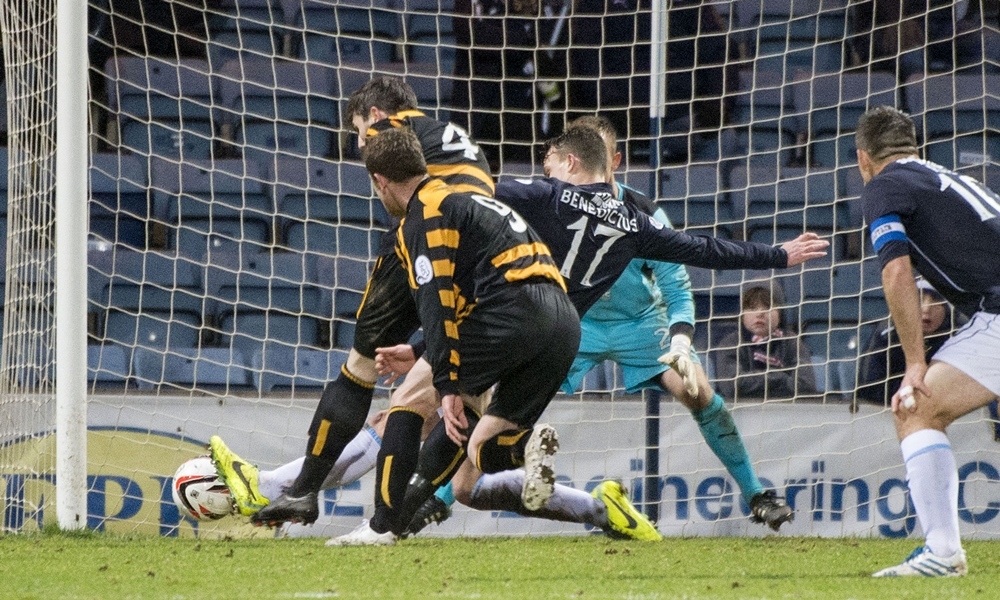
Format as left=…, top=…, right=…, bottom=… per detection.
left=642, top=1, right=668, bottom=523
left=55, top=0, right=90, bottom=530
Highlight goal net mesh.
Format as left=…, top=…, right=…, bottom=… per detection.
left=1, top=0, right=998, bottom=537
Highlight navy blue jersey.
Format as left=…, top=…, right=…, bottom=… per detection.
left=495, top=177, right=788, bottom=314
left=862, top=158, right=1000, bottom=316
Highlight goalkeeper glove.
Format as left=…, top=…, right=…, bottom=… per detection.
left=658, top=333, right=698, bottom=398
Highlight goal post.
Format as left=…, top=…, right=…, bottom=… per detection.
left=1, top=0, right=999, bottom=539
left=55, top=0, right=91, bottom=531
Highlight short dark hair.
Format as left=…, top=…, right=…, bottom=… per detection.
left=345, top=76, right=419, bottom=122
left=855, top=106, right=918, bottom=161
left=568, top=115, right=619, bottom=148
left=364, top=127, right=427, bottom=182
left=545, top=126, right=608, bottom=176
left=742, top=286, right=775, bottom=311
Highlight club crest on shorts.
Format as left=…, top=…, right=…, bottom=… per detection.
left=414, top=255, right=433, bottom=285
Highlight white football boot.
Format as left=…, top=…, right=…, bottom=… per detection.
left=872, top=545, right=967, bottom=577
left=521, top=423, right=559, bottom=511
left=326, top=520, right=397, bottom=547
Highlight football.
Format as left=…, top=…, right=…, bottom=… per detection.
left=171, top=455, right=233, bottom=520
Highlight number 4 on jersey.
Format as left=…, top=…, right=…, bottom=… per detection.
left=441, top=123, right=480, bottom=161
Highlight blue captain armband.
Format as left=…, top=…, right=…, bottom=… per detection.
left=869, top=215, right=908, bottom=252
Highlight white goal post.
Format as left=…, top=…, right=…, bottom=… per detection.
left=1, top=0, right=998, bottom=539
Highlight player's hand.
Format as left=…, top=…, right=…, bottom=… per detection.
left=658, top=334, right=698, bottom=398
left=441, top=393, right=469, bottom=445
left=780, top=233, right=829, bottom=267
left=375, top=344, right=417, bottom=384
left=892, top=362, right=930, bottom=414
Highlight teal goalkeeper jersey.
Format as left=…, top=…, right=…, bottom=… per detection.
left=581, top=183, right=695, bottom=327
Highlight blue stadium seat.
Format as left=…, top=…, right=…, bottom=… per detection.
left=331, top=288, right=363, bottom=350
left=925, top=132, right=1000, bottom=171
left=729, top=70, right=799, bottom=167
left=151, top=158, right=274, bottom=258
left=904, top=73, right=1000, bottom=141
left=132, top=347, right=253, bottom=391
left=792, top=71, right=897, bottom=139
left=219, top=309, right=324, bottom=362
left=731, top=166, right=844, bottom=242
left=105, top=56, right=216, bottom=159
left=88, top=344, right=132, bottom=386
left=659, top=164, right=734, bottom=236
left=217, top=58, right=338, bottom=125
left=90, top=153, right=149, bottom=248
left=290, top=2, right=401, bottom=67
left=315, top=254, right=372, bottom=329
left=250, top=343, right=348, bottom=392
left=208, top=0, right=286, bottom=68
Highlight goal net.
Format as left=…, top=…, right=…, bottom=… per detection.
left=1, top=0, right=998, bottom=538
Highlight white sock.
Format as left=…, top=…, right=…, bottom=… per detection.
left=257, top=424, right=382, bottom=500
left=321, top=424, right=382, bottom=489
left=900, top=429, right=962, bottom=557
left=259, top=457, right=303, bottom=501
left=470, top=470, right=607, bottom=528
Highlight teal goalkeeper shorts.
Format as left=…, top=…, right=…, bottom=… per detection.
left=560, top=312, right=702, bottom=394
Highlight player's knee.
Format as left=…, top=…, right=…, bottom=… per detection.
left=310, top=372, right=374, bottom=437
left=450, top=466, right=477, bottom=506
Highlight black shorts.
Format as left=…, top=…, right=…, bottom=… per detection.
left=456, top=282, right=580, bottom=428
left=352, top=248, right=420, bottom=359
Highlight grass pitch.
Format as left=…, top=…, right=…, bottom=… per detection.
left=1, top=531, right=997, bottom=599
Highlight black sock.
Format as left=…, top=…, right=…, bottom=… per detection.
left=290, top=368, right=374, bottom=495
left=397, top=408, right=477, bottom=527
left=370, top=409, right=424, bottom=534
left=476, top=428, right=530, bottom=474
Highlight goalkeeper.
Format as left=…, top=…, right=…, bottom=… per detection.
left=401, top=116, right=793, bottom=537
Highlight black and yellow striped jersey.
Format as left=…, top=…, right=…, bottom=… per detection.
left=396, top=178, right=565, bottom=395
left=368, top=110, right=494, bottom=196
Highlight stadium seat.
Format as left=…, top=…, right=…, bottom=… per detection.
left=208, top=0, right=286, bottom=68
left=289, top=1, right=401, bottom=68
left=89, top=153, right=149, bottom=248
left=659, top=164, right=734, bottom=235
left=904, top=73, right=1000, bottom=141
left=250, top=343, right=348, bottom=392
left=925, top=132, right=1000, bottom=171
left=792, top=71, right=897, bottom=138
left=216, top=57, right=339, bottom=163
left=132, top=346, right=253, bottom=391
left=105, top=56, right=216, bottom=159
left=219, top=309, right=324, bottom=363
left=731, top=166, right=843, bottom=241
left=88, top=344, right=132, bottom=386
left=315, top=254, right=372, bottom=329
left=790, top=71, right=896, bottom=177
left=151, top=158, right=274, bottom=257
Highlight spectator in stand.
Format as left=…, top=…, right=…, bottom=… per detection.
left=856, top=280, right=960, bottom=405
left=451, top=0, right=568, bottom=167
left=847, top=0, right=954, bottom=80
left=713, top=285, right=817, bottom=401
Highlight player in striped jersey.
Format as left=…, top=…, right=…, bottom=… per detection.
left=328, top=127, right=581, bottom=546
left=213, top=77, right=495, bottom=527
left=858, top=107, right=1000, bottom=578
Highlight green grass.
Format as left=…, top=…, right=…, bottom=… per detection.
left=1, top=532, right=998, bottom=599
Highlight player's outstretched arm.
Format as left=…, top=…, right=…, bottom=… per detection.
left=779, top=233, right=830, bottom=267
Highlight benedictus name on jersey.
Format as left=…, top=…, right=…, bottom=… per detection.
left=557, top=187, right=640, bottom=232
